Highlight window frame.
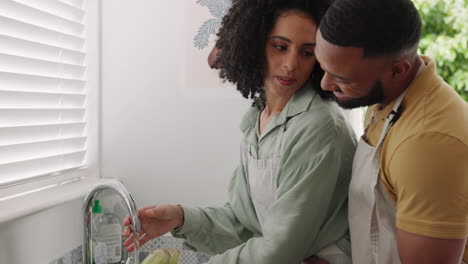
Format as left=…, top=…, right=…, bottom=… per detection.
left=0, top=0, right=101, bottom=220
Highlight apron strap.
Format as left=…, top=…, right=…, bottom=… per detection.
left=368, top=89, right=409, bottom=190
left=375, top=89, right=409, bottom=148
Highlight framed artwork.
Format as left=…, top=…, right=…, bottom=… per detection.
left=182, top=0, right=240, bottom=100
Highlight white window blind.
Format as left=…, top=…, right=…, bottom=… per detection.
left=0, top=0, right=88, bottom=187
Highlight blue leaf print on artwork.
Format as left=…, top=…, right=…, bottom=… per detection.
left=196, top=0, right=220, bottom=7
left=209, top=0, right=232, bottom=18
left=193, top=18, right=221, bottom=50
left=193, top=0, right=232, bottom=49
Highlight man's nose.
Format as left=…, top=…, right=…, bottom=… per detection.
left=321, top=72, right=337, bottom=91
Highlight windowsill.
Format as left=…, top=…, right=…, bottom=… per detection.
left=0, top=177, right=102, bottom=224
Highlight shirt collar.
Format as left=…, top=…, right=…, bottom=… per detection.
left=371, top=55, right=434, bottom=121
left=240, top=80, right=318, bottom=134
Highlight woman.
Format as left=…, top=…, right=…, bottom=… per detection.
left=124, top=0, right=356, bottom=263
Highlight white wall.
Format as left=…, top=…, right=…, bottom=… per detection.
left=0, top=198, right=83, bottom=263
left=100, top=0, right=248, bottom=208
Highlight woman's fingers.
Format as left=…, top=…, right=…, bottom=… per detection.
left=122, top=204, right=176, bottom=252
left=123, top=226, right=132, bottom=237
left=123, top=233, right=137, bottom=247
left=124, top=233, right=149, bottom=252
left=122, top=215, right=131, bottom=226
left=137, top=233, right=151, bottom=249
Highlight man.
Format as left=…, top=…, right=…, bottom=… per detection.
left=314, top=0, right=468, bottom=263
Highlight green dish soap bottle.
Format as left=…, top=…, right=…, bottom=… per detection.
left=92, top=199, right=123, bottom=264
left=92, top=200, right=108, bottom=264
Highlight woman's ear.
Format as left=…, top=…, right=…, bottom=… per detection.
left=208, top=47, right=222, bottom=69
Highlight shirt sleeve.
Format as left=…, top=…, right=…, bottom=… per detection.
left=172, top=166, right=255, bottom=255
left=206, top=113, right=356, bottom=264
left=387, top=132, right=468, bottom=238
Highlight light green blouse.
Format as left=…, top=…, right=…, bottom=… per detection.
left=173, top=82, right=357, bottom=264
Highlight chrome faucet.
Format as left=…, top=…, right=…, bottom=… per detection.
left=82, top=179, right=140, bottom=264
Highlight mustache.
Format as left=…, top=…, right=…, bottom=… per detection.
left=320, top=90, right=336, bottom=100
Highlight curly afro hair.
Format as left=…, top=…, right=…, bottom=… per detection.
left=216, top=0, right=331, bottom=109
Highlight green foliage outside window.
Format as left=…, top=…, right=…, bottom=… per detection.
left=414, top=0, right=468, bottom=101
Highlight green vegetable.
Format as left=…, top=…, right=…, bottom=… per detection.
left=169, top=249, right=181, bottom=264
left=140, top=248, right=181, bottom=264
left=152, top=249, right=171, bottom=264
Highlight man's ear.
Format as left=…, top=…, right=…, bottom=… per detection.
left=391, top=58, right=412, bottom=80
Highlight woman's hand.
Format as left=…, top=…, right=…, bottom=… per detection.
left=122, top=204, right=184, bottom=252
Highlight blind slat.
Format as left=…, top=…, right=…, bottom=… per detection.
left=0, top=53, right=85, bottom=79
left=0, top=151, right=86, bottom=185
left=0, top=123, right=86, bottom=146
left=0, top=0, right=85, bottom=37
left=59, top=0, right=84, bottom=10
left=0, top=137, right=86, bottom=164
left=0, top=16, right=84, bottom=50
left=13, top=0, right=85, bottom=23
left=0, top=91, right=86, bottom=108
left=0, top=71, right=85, bottom=94
left=0, top=34, right=85, bottom=65
left=0, top=109, right=86, bottom=127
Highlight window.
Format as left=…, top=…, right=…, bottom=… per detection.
left=0, top=0, right=99, bottom=194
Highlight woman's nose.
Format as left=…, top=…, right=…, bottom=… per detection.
left=283, top=53, right=298, bottom=72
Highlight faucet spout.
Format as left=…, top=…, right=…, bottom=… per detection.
left=82, top=179, right=140, bottom=264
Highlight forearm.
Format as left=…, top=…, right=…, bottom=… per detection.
left=172, top=205, right=252, bottom=255
left=397, top=229, right=467, bottom=264
left=204, top=183, right=346, bottom=263
left=206, top=232, right=309, bottom=264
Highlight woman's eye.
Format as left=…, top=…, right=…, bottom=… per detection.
left=303, top=51, right=314, bottom=57
left=274, top=45, right=287, bottom=51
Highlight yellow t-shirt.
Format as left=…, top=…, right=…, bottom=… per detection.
left=364, top=56, right=468, bottom=262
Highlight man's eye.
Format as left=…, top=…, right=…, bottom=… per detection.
left=303, top=51, right=314, bottom=56
left=336, top=78, right=349, bottom=84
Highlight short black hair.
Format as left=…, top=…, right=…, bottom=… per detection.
left=320, top=0, right=422, bottom=57
left=216, top=0, right=331, bottom=108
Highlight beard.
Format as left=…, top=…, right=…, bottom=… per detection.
left=329, top=80, right=385, bottom=109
